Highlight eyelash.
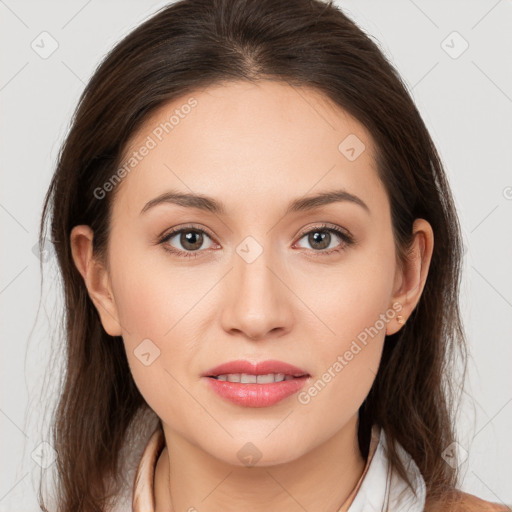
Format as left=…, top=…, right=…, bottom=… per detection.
left=157, top=223, right=355, bottom=259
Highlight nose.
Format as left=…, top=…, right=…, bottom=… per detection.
left=220, top=243, right=294, bottom=341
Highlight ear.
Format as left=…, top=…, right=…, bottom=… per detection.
left=386, top=218, right=434, bottom=335
left=70, top=225, right=123, bottom=336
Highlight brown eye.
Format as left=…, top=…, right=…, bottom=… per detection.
left=306, top=230, right=332, bottom=250
left=295, top=225, right=353, bottom=254
left=179, top=230, right=205, bottom=251
left=160, top=227, right=215, bottom=256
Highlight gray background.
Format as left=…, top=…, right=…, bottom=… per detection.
left=1, top=0, right=511, bottom=509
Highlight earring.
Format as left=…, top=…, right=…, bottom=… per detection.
left=397, top=315, right=405, bottom=325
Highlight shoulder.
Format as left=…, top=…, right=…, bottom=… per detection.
left=426, top=489, right=511, bottom=512
left=453, top=490, right=511, bottom=511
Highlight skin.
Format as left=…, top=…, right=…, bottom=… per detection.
left=71, top=80, right=434, bottom=512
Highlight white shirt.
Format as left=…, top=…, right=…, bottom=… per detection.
left=347, top=426, right=426, bottom=511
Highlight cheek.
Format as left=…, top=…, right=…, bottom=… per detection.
left=295, top=245, right=395, bottom=353
left=293, top=247, right=395, bottom=418
left=110, top=261, right=207, bottom=424
left=107, top=239, right=232, bottom=408
left=110, top=240, right=213, bottom=340
left=295, top=293, right=387, bottom=438
left=106, top=240, right=189, bottom=373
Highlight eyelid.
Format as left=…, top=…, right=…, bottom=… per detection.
left=157, top=223, right=217, bottom=243
left=295, top=222, right=353, bottom=242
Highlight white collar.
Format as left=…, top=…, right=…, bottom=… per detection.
left=348, top=426, right=426, bottom=512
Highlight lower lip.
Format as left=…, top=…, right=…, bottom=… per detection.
left=204, top=376, right=309, bottom=407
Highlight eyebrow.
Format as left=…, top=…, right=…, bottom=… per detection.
left=140, top=188, right=370, bottom=216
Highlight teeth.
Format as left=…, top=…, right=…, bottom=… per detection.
left=214, top=373, right=291, bottom=383
left=257, top=373, right=285, bottom=383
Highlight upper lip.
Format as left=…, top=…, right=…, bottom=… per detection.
left=202, top=359, right=309, bottom=377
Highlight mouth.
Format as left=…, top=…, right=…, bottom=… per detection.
left=202, top=359, right=310, bottom=379
left=202, top=360, right=311, bottom=407
left=208, top=373, right=305, bottom=383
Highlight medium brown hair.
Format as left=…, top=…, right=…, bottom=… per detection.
left=38, top=0, right=467, bottom=510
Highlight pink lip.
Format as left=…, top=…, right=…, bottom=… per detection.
left=202, top=359, right=309, bottom=377
left=204, top=377, right=309, bottom=407
left=201, top=359, right=310, bottom=408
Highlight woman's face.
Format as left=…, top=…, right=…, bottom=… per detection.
left=97, top=80, right=407, bottom=465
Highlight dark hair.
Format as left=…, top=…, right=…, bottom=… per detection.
left=39, top=0, right=467, bottom=510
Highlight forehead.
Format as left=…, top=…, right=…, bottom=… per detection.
left=113, top=80, right=386, bottom=220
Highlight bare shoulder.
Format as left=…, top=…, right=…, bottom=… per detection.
left=454, top=490, right=511, bottom=511
left=426, top=489, right=511, bottom=511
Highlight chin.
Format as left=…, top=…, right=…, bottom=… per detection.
left=205, top=435, right=309, bottom=468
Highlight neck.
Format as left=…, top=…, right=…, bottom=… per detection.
left=154, top=414, right=367, bottom=512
